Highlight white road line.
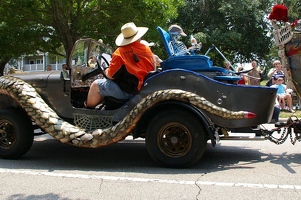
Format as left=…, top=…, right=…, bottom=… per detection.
left=0, top=168, right=300, bottom=190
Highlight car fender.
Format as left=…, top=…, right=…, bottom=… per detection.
left=133, top=100, right=216, bottom=146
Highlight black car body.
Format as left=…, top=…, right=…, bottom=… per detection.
left=0, top=38, right=277, bottom=167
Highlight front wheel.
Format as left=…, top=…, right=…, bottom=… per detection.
left=0, top=108, right=34, bottom=159
left=145, top=109, right=207, bottom=168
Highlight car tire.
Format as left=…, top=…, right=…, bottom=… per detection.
left=0, top=107, right=34, bottom=159
left=145, top=109, right=207, bottom=168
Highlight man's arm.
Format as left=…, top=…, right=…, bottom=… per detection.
left=104, top=68, right=113, bottom=79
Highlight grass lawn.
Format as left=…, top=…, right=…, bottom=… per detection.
left=279, top=109, right=301, bottom=118
left=261, top=79, right=301, bottom=119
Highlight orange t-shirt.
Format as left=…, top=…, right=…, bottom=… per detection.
left=107, top=41, right=155, bottom=94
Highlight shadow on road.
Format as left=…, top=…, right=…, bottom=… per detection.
left=1, top=136, right=300, bottom=175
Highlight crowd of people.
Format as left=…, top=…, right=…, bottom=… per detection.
left=235, top=59, right=296, bottom=118
left=227, top=59, right=296, bottom=119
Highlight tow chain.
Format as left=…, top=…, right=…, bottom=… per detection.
left=261, top=115, right=301, bottom=145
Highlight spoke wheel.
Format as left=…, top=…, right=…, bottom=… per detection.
left=157, top=122, right=192, bottom=158
left=0, top=119, right=17, bottom=149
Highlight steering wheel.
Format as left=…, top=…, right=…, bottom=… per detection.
left=82, top=55, right=110, bottom=82
left=96, top=55, right=110, bottom=79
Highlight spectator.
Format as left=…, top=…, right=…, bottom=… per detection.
left=266, top=60, right=285, bottom=86
left=224, top=61, right=231, bottom=70
left=247, top=60, right=261, bottom=85
left=46, top=65, right=52, bottom=71
left=236, top=65, right=248, bottom=85
left=272, top=97, right=281, bottom=122
left=86, top=22, right=155, bottom=108
left=60, top=64, right=70, bottom=80
left=88, top=56, right=97, bottom=68
left=270, top=76, right=295, bottom=112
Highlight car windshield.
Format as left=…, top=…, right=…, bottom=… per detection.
left=70, top=38, right=112, bottom=87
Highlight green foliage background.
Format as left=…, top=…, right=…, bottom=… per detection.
left=0, top=0, right=300, bottom=74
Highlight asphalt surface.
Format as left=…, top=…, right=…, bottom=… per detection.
left=0, top=123, right=300, bottom=200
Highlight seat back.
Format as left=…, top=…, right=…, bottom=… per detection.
left=157, top=26, right=173, bottom=57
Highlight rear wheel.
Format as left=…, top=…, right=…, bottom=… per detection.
left=0, top=108, right=34, bottom=159
left=145, top=109, right=207, bottom=168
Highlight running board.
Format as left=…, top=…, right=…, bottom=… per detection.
left=220, top=136, right=266, bottom=141
left=219, top=133, right=266, bottom=141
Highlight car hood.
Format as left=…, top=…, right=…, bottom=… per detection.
left=8, top=71, right=60, bottom=88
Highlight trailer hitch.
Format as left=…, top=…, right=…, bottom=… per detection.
left=261, top=116, right=301, bottom=145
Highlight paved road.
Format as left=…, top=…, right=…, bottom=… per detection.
left=1, top=125, right=301, bottom=200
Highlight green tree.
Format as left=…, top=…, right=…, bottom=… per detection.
left=174, top=0, right=273, bottom=66
left=0, top=0, right=183, bottom=74
left=0, top=20, right=55, bottom=74
left=284, top=0, right=301, bottom=22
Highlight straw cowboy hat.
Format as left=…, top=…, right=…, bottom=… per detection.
left=115, top=22, right=148, bottom=46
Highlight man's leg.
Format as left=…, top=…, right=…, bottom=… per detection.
left=87, top=80, right=104, bottom=108
left=272, top=106, right=280, bottom=122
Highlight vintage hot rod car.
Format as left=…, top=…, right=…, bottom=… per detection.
left=0, top=27, right=282, bottom=168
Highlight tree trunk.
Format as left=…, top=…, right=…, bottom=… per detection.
left=0, top=56, right=12, bottom=76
